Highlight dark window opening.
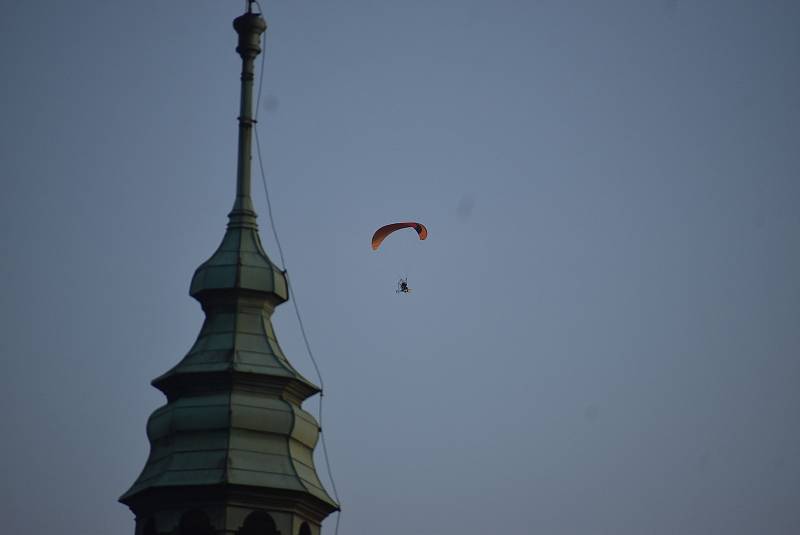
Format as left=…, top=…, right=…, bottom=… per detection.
left=237, top=511, right=279, bottom=535
left=178, top=510, right=214, bottom=535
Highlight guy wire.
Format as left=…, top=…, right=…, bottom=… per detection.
left=252, top=19, right=343, bottom=535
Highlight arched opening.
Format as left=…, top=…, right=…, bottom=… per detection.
left=142, top=518, right=157, bottom=535
left=298, top=522, right=312, bottom=535
left=237, top=511, right=279, bottom=535
left=178, top=510, right=215, bottom=535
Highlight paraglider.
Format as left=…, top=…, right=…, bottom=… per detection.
left=371, top=221, right=427, bottom=294
left=371, top=222, right=428, bottom=251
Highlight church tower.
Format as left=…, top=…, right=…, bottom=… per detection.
left=120, top=6, right=339, bottom=535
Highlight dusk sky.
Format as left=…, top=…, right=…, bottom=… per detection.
left=1, top=1, right=799, bottom=534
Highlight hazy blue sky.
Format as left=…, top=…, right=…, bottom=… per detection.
left=1, top=1, right=798, bottom=534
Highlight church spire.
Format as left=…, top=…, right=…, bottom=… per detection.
left=120, top=6, right=338, bottom=535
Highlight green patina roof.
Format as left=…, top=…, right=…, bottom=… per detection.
left=190, top=216, right=288, bottom=302
left=120, top=390, right=336, bottom=509
left=121, top=220, right=336, bottom=510
left=152, top=287, right=318, bottom=397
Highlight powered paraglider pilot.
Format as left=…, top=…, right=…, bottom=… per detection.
left=397, top=278, right=411, bottom=294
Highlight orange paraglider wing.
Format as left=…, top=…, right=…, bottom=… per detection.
left=371, top=222, right=428, bottom=250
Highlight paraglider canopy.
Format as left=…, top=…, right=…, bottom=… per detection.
left=371, top=222, right=428, bottom=251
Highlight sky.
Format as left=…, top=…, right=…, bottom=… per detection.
left=1, top=0, right=799, bottom=534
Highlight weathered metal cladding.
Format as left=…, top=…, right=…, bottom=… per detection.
left=190, top=226, right=288, bottom=303
left=150, top=294, right=318, bottom=398
left=121, top=393, right=231, bottom=499
left=121, top=389, right=337, bottom=510
left=228, top=393, right=334, bottom=505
